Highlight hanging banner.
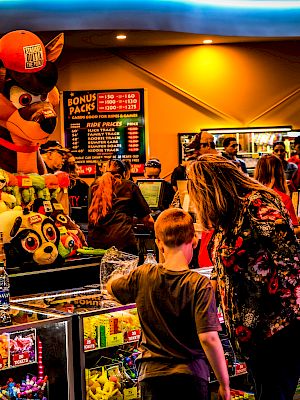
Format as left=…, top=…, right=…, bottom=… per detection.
left=63, top=89, right=146, bottom=176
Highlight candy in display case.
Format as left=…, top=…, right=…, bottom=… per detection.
left=0, top=305, right=74, bottom=399
left=85, top=358, right=140, bottom=400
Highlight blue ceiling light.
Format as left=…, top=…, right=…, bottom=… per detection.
left=172, top=0, right=300, bottom=9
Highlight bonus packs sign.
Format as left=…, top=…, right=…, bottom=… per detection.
left=63, top=89, right=146, bottom=176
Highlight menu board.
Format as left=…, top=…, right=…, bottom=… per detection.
left=63, top=89, right=146, bottom=175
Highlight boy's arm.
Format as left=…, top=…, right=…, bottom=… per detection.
left=106, top=273, right=125, bottom=301
left=199, top=331, right=231, bottom=400
left=106, top=268, right=139, bottom=305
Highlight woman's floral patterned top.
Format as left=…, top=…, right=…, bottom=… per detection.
left=209, top=190, right=300, bottom=358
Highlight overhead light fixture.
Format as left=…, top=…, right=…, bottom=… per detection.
left=205, top=126, right=292, bottom=134
left=203, top=39, right=213, bottom=44
left=116, top=34, right=127, bottom=40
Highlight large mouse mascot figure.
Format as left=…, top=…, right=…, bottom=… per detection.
left=0, top=30, right=63, bottom=174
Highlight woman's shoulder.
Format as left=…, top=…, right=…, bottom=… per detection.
left=245, top=189, right=279, bottom=204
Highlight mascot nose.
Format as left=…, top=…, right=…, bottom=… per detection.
left=44, top=245, right=54, bottom=254
left=40, top=116, right=57, bottom=134
left=19, top=102, right=57, bottom=134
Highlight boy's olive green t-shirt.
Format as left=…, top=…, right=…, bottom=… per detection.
left=111, top=263, right=221, bottom=381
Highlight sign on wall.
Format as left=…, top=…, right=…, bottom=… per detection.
left=63, top=89, right=146, bottom=176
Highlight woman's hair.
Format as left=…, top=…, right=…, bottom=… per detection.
left=88, top=171, right=122, bottom=225
left=187, top=154, right=275, bottom=232
left=154, top=208, right=195, bottom=248
left=254, top=154, right=289, bottom=195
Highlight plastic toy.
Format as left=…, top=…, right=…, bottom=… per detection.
left=87, top=367, right=122, bottom=400
left=77, top=247, right=107, bottom=256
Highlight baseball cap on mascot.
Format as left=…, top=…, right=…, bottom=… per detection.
left=0, top=30, right=58, bottom=94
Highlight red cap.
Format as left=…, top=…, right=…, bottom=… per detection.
left=0, top=30, right=46, bottom=73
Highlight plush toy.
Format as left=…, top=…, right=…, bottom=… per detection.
left=0, top=168, right=16, bottom=212
left=51, top=206, right=88, bottom=247
left=59, top=229, right=83, bottom=258
left=0, top=30, right=64, bottom=174
left=0, top=209, right=62, bottom=270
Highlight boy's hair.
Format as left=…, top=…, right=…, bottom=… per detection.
left=155, top=208, right=195, bottom=248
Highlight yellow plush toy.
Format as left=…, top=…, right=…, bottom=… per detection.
left=0, top=168, right=16, bottom=212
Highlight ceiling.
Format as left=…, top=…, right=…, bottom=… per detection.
left=2, top=1, right=300, bottom=48
left=38, top=29, right=300, bottom=50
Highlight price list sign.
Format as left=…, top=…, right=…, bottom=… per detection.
left=63, top=89, right=146, bottom=176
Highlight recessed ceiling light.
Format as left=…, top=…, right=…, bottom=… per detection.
left=116, top=34, right=127, bottom=40
left=203, top=39, right=213, bottom=44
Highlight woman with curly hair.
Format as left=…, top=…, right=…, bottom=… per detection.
left=88, top=159, right=154, bottom=254
left=187, top=154, right=300, bottom=400
left=254, top=154, right=300, bottom=237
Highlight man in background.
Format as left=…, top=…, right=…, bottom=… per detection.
left=221, top=137, right=248, bottom=174
left=144, top=158, right=175, bottom=210
left=288, top=136, right=300, bottom=190
left=185, top=130, right=219, bottom=159
left=40, top=141, right=68, bottom=173
left=273, top=141, right=298, bottom=187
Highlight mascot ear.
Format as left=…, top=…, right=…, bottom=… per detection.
left=46, top=33, right=64, bottom=63
left=10, top=216, right=22, bottom=238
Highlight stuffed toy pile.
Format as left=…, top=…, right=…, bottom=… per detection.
left=0, top=30, right=86, bottom=268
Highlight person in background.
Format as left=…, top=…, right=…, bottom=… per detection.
left=171, top=160, right=189, bottom=192
left=288, top=136, right=300, bottom=190
left=88, top=159, right=154, bottom=254
left=273, top=141, right=298, bottom=184
left=188, top=154, right=300, bottom=400
left=144, top=158, right=175, bottom=210
left=184, top=131, right=220, bottom=268
left=254, top=154, right=300, bottom=237
left=65, top=161, right=90, bottom=228
left=123, top=159, right=134, bottom=181
left=40, top=140, right=68, bottom=173
left=107, top=208, right=231, bottom=400
left=221, top=137, right=248, bottom=174
left=185, top=130, right=219, bottom=159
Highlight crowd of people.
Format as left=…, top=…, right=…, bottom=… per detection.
left=41, top=134, right=300, bottom=399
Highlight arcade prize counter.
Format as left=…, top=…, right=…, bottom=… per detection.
left=0, top=305, right=73, bottom=399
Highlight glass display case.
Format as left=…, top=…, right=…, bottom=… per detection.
left=12, top=287, right=141, bottom=400
left=0, top=305, right=74, bottom=399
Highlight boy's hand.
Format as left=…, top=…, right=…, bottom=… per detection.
left=218, top=385, right=231, bottom=400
